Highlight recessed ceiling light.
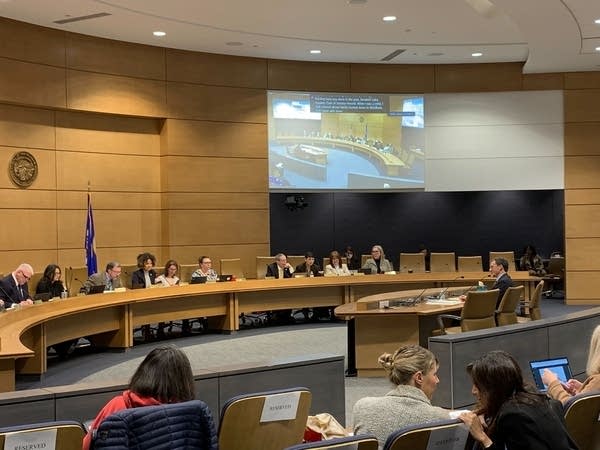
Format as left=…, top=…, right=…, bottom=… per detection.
left=310, top=50, right=322, bottom=54
left=153, top=31, right=166, bottom=37
left=596, top=46, right=600, bottom=52
left=595, top=18, right=600, bottom=24
left=472, top=52, right=483, bottom=57
left=383, top=16, right=397, bottom=22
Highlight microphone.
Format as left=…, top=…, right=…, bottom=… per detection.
left=73, top=277, right=86, bottom=294
left=460, top=275, right=490, bottom=296
left=430, top=275, right=464, bottom=300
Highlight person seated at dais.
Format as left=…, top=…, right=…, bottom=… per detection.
left=352, top=345, right=449, bottom=448
left=343, top=246, right=360, bottom=271
left=156, top=259, right=180, bottom=287
left=0, top=263, right=35, bottom=308
left=84, top=261, right=123, bottom=293
left=36, top=264, right=65, bottom=298
left=519, top=244, right=546, bottom=276
left=362, top=245, right=394, bottom=274
left=191, top=256, right=218, bottom=282
left=324, top=251, right=350, bottom=276
left=266, top=253, right=294, bottom=278
left=131, top=252, right=157, bottom=289
left=295, top=251, right=321, bottom=277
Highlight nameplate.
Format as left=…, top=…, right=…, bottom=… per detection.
left=5, top=428, right=57, bottom=450
left=426, top=424, right=468, bottom=450
left=260, top=391, right=301, bottom=422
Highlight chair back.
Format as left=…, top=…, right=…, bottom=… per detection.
left=285, top=434, right=378, bottom=450
left=563, top=391, right=600, bottom=450
left=256, top=256, right=274, bottom=279
left=92, top=400, right=217, bottom=450
left=457, top=256, right=483, bottom=272
left=399, top=253, right=425, bottom=273
left=0, top=420, right=86, bottom=450
left=361, top=254, right=370, bottom=267
left=64, top=266, right=90, bottom=296
left=430, top=253, right=456, bottom=272
left=489, top=251, right=516, bottom=272
left=548, top=256, right=565, bottom=277
left=180, top=264, right=198, bottom=283
left=219, top=387, right=312, bottom=450
left=383, top=418, right=469, bottom=450
left=220, top=258, right=244, bottom=279
left=529, top=280, right=544, bottom=320
left=461, top=289, right=499, bottom=331
left=29, top=271, right=44, bottom=295
left=495, top=285, right=524, bottom=326
left=120, top=264, right=138, bottom=289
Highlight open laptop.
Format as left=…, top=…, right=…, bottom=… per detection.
left=190, top=276, right=207, bottom=284
left=87, top=284, right=106, bottom=295
left=529, top=357, right=573, bottom=392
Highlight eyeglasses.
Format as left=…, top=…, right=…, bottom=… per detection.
left=20, top=271, right=31, bottom=280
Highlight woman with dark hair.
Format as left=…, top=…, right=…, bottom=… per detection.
left=35, top=264, right=65, bottom=298
left=519, top=245, right=546, bottom=276
left=459, top=350, right=577, bottom=450
left=83, top=345, right=196, bottom=450
left=131, top=252, right=157, bottom=289
left=324, top=251, right=351, bottom=276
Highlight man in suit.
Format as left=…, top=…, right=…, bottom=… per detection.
left=266, top=253, right=294, bottom=279
left=0, top=263, right=35, bottom=309
left=490, top=257, right=513, bottom=308
left=84, top=261, right=123, bottom=293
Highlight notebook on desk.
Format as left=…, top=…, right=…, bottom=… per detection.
left=529, top=357, right=572, bottom=392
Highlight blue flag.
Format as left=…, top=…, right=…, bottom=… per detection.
left=85, top=193, right=98, bottom=276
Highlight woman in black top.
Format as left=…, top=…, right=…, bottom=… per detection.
left=36, top=264, right=65, bottom=298
left=459, top=350, right=578, bottom=450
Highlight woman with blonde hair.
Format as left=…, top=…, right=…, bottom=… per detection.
left=362, top=244, right=394, bottom=274
left=542, top=324, right=600, bottom=404
left=352, top=345, right=448, bottom=448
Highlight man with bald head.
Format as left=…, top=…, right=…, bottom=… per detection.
left=0, top=263, right=34, bottom=309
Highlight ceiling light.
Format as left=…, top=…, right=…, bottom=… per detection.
left=382, top=16, right=397, bottom=22
left=310, top=50, right=322, bottom=54
left=153, top=31, right=166, bottom=37
left=596, top=46, right=600, bottom=52
left=472, top=52, right=483, bottom=57
left=595, top=19, right=600, bottom=24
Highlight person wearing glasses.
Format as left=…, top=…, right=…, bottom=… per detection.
left=0, top=263, right=35, bottom=308
left=362, top=245, right=394, bottom=274
left=83, top=261, right=123, bottom=293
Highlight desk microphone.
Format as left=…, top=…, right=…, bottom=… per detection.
left=434, top=275, right=464, bottom=299
left=460, top=275, right=490, bottom=296
left=73, top=277, right=86, bottom=294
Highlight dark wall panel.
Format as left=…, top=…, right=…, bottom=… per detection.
left=270, top=190, right=564, bottom=269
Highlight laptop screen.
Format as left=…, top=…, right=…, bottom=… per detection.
left=529, top=357, right=572, bottom=392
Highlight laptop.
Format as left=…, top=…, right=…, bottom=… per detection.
left=87, top=284, right=106, bottom=295
left=190, top=276, right=207, bottom=284
left=529, top=357, right=573, bottom=392
left=217, top=274, right=233, bottom=282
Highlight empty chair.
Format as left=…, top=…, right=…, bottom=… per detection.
left=435, top=289, right=499, bottom=334
left=92, top=400, right=217, bottom=450
left=495, top=285, right=524, bottom=326
left=220, top=258, right=244, bottom=279
left=285, top=434, right=378, bottom=450
left=429, top=252, right=456, bottom=272
left=563, top=391, right=600, bottom=450
left=383, top=419, right=469, bottom=450
left=256, top=256, right=274, bottom=279
left=399, top=253, right=425, bottom=273
left=361, top=254, right=371, bottom=267
left=489, top=251, right=516, bottom=272
left=120, top=264, right=137, bottom=290
left=219, top=387, right=312, bottom=450
left=457, top=256, right=483, bottom=272
left=518, top=280, right=544, bottom=322
left=64, top=266, right=90, bottom=296
left=544, top=256, right=565, bottom=298
left=179, top=263, right=198, bottom=283
left=0, top=420, right=86, bottom=450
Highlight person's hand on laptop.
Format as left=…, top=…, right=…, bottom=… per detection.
left=541, top=368, right=558, bottom=386
left=564, top=378, right=582, bottom=395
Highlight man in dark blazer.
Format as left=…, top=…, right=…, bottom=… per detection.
left=266, top=253, right=294, bottom=279
left=0, top=263, right=34, bottom=309
left=490, top=257, right=513, bottom=308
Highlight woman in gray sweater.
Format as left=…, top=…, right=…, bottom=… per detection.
left=352, top=345, right=449, bottom=449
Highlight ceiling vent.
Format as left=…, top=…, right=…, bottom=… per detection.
left=53, top=12, right=112, bottom=25
left=380, top=49, right=406, bottom=61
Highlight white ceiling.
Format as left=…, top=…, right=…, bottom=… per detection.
left=1, top=0, right=599, bottom=73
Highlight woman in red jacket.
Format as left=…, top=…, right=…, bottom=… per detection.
left=83, top=345, right=196, bottom=450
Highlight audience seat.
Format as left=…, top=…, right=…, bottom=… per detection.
left=285, top=434, right=378, bottom=450
left=434, top=289, right=499, bottom=334
left=489, top=251, right=516, bottom=272
left=495, top=285, right=524, bottom=326
left=220, top=258, right=244, bottom=280
left=256, top=256, right=273, bottom=279
left=218, top=387, right=312, bottom=450
left=382, top=419, right=469, bottom=450
left=64, top=266, right=89, bottom=296
left=0, top=420, right=86, bottom=450
left=563, top=391, right=600, bottom=450
left=399, top=253, right=425, bottom=273
left=430, top=252, right=456, bottom=272
left=518, top=280, right=544, bottom=322
left=457, top=256, right=483, bottom=272
left=92, top=400, right=217, bottom=450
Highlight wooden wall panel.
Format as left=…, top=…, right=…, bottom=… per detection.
left=0, top=188, right=56, bottom=209
left=435, top=62, right=523, bottom=92
left=521, top=73, right=564, bottom=91
left=166, top=82, right=265, bottom=123
left=0, top=18, right=65, bottom=66
left=565, top=238, right=600, bottom=270
left=66, top=34, right=165, bottom=80
left=350, top=64, right=435, bottom=93
left=66, top=70, right=166, bottom=117
left=268, top=60, right=351, bottom=92
left=565, top=205, right=600, bottom=238
left=57, top=248, right=166, bottom=271
left=0, top=147, right=57, bottom=190
left=164, top=192, right=268, bottom=210
left=0, top=251, right=59, bottom=276
left=0, top=104, right=55, bottom=150
left=56, top=111, right=162, bottom=156
left=166, top=50, right=267, bottom=88
left=164, top=156, right=267, bottom=192
left=564, top=72, right=600, bottom=89
left=0, top=57, right=66, bottom=108
left=564, top=90, right=600, bottom=123
left=57, top=192, right=162, bottom=211
left=162, top=119, right=267, bottom=158
left=564, top=123, right=600, bottom=156
left=566, top=272, right=596, bottom=300
left=0, top=210, right=57, bottom=250
left=565, top=189, right=600, bottom=205
left=564, top=156, right=600, bottom=189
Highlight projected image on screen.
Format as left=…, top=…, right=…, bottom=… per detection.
left=268, top=91, right=425, bottom=191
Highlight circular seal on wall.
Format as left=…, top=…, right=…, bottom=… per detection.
left=9, top=151, right=38, bottom=188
